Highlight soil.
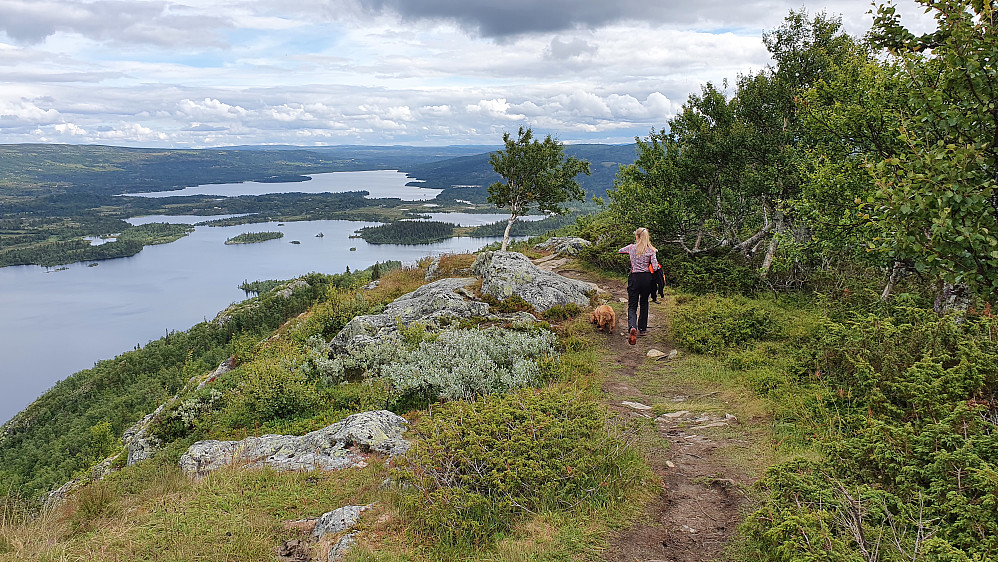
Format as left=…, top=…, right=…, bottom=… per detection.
left=544, top=263, right=763, bottom=562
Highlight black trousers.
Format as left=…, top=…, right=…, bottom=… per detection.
left=627, top=271, right=654, bottom=331
left=652, top=268, right=666, bottom=298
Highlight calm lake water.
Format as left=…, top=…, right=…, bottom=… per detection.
left=0, top=169, right=529, bottom=425
left=123, top=170, right=441, bottom=200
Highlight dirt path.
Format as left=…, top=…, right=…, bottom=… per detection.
left=545, top=261, right=763, bottom=562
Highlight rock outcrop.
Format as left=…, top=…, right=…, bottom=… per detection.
left=179, top=410, right=409, bottom=478
left=329, top=277, right=489, bottom=352
left=534, top=236, right=591, bottom=256
left=473, top=251, right=595, bottom=312
left=312, top=504, right=374, bottom=539
left=123, top=402, right=168, bottom=465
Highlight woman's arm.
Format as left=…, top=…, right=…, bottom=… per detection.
left=618, top=244, right=632, bottom=254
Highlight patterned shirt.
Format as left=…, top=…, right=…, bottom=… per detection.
left=618, top=244, right=660, bottom=274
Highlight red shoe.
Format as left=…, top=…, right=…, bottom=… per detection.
left=628, top=328, right=637, bottom=345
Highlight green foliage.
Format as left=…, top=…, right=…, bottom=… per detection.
left=573, top=211, right=633, bottom=273
left=488, top=127, right=591, bottom=251
left=393, top=387, right=647, bottom=546
left=0, top=222, right=194, bottom=267
left=743, top=307, right=998, bottom=560
left=467, top=213, right=579, bottom=238
left=672, top=295, right=779, bottom=354
left=479, top=293, right=535, bottom=314
left=540, top=302, right=582, bottom=321
left=234, top=359, right=323, bottom=423
left=224, top=231, right=283, bottom=244
left=657, top=248, right=762, bottom=295
left=867, top=0, right=998, bottom=299
left=356, top=221, right=456, bottom=244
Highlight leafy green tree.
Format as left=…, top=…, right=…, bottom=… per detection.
left=488, top=127, right=590, bottom=251
left=869, top=0, right=998, bottom=300
left=795, top=39, right=909, bottom=296
left=605, top=11, right=856, bottom=278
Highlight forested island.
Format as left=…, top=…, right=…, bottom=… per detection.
left=355, top=221, right=457, bottom=244
left=224, top=231, right=284, bottom=245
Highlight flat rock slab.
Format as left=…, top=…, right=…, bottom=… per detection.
left=179, top=410, right=409, bottom=478
left=474, top=251, right=595, bottom=312
left=330, top=277, right=489, bottom=352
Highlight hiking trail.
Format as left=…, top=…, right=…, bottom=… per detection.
left=539, top=257, right=769, bottom=562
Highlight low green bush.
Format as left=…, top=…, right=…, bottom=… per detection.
left=480, top=294, right=536, bottom=314
left=672, top=295, right=779, bottom=354
left=393, top=387, right=647, bottom=546
left=658, top=249, right=763, bottom=296
left=228, top=359, right=323, bottom=424
left=741, top=310, right=998, bottom=560
left=541, top=302, right=582, bottom=321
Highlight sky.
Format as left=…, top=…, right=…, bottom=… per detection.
left=0, top=0, right=935, bottom=148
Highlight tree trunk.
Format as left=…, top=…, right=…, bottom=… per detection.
left=501, top=215, right=518, bottom=251
left=881, top=261, right=905, bottom=301
left=760, top=208, right=783, bottom=277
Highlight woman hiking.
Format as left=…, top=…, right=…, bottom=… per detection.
left=618, top=227, right=659, bottom=345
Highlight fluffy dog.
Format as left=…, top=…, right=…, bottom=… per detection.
left=590, top=304, right=616, bottom=333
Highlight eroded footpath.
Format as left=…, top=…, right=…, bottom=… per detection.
left=542, top=259, right=774, bottom=562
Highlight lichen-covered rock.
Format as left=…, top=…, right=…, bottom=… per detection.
left=329, top=277, right=489, bottom=352
left=424, top=255, right=442, bottom=282
left=328, top=532, right=358, bottom=562
left=196, top=356, right=236, bottom=390
left=534, top=236, right=591, bottom=256
left=178, top=410, right=409, bottom=478
left=123, top=401, right=169, bottom=465
left=474, top=251, right=595, bottom=312
left=312, top=504, right=374, bottom=539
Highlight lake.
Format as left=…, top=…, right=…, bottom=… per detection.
left=123, top=170, right=442, bottom=200
left=0, top=166, right=537, bottom=425
left=0, top=218, right=520, bottom=425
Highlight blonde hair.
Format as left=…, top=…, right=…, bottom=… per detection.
left=634, top=227, right=656, bottom=256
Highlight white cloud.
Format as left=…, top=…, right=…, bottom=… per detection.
left=0, top=0, right=942, bottom=146
left=53, top=122, right=86, bottom=135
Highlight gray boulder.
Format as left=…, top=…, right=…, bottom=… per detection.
left=329, top=277, right=489, bottom=352
left=312, top=504, right=374, bottom=539
left=178, top=410, right=409, bottom=478
left=473, top=251, right=595, bottom=312
left=534, top=236, right=591, bottom=256
left=123, top=401, right=169, bottom=465
left=328, top=532, right=358, bottom=562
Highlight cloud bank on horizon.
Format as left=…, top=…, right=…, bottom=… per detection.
left=0, top=0, right=934, bottom=148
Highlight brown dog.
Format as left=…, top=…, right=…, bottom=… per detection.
left=590, top=304, right=616, bottom=333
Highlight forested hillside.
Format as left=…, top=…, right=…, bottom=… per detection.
left=407, top=143, right=636, bottom=203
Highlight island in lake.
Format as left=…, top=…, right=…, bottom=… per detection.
left=224, top=231, right=284, bottom=245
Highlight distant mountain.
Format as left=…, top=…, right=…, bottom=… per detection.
left=0, top=144, right=498, bottom=198
left=0, top=143, right=635, bottom=200
left=403, top=144, right=637, bottom=203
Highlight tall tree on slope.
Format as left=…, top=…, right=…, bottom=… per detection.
left=488, top=127, right=590, bottom=251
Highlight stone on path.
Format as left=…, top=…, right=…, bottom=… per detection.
left=622, top=401, right=652, bottom=411
left=647, top=349, right=666, bottom=358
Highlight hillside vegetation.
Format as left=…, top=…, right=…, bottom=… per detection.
left=2, top=3, right=997, bottom=560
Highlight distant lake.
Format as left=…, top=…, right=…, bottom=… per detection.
left=0, top=218, right=521, bottom=425
left=122, top=170, right=441, bottom=200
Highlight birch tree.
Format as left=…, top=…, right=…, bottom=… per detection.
left=487, top=127, right=590, bottom=251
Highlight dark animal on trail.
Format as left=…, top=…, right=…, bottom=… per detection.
left=590, top=304, right=616, bottom=333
